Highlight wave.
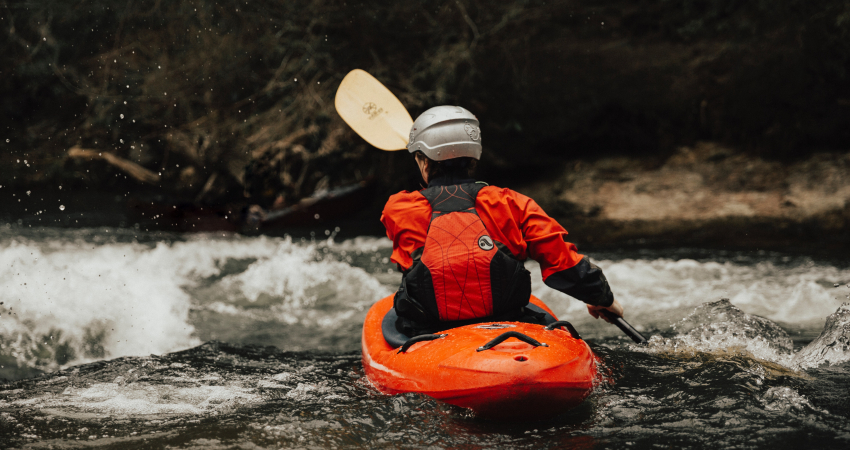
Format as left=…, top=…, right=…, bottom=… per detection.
left=530, top=256, right=850, bottom=330
left=0, top=231, right=393, bottom=374
left=3, top=227, right=849, bottom=375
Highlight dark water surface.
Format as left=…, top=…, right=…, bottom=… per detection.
left=1, top=226, right=850, bottom=449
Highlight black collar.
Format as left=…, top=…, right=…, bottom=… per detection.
left=427, top=175, right=476, bottom=187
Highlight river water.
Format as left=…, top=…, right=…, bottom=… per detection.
left=1, top=225, right=850, bottom=449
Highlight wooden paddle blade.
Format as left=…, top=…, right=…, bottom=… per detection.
left=334, top=69, right=413, bottom=151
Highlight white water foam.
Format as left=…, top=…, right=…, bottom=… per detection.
left=3, top=372, right=261, bottom=417
left=4, top=228, right=848, bottom=373
left=0, top=232, right=393, bottom=372
left=528, top=255, right=850, bottom=368
left=794, top=303, right=850, bottom=369
left=53, top=382, right=260, bottom=415
left=0, top=237, right=201, bottom=371
left=760, top=386, right=826, bottom=414
left=209, top=238, right=390, bottom=326
left=530, top=257, right=850, bottom=328
left=643, top=299, right=798, bottom=366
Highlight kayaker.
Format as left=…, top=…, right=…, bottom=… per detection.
left=381, top=105, right=625, bottom=336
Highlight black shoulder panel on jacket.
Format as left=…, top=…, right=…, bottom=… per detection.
left=420, top=183, right=486, bottom=213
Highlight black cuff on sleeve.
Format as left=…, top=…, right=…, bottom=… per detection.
left=543, top=257, right=615, bottom=307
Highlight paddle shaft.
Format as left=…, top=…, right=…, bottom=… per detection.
left=601, top=310, right=648, bottom=345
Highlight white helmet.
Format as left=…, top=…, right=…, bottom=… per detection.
left=407, top=105, right=482, bottom=160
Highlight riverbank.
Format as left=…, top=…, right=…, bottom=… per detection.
left=523, top=143, right=850, bottom=255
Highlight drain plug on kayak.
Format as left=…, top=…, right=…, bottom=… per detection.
left=514, top=356, right=528, bottom=362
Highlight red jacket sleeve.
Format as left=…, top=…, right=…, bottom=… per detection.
left=477, top=187, right=614, bottom=307
left=380, top=191, right=430, bottom=270
left=476, top=187, right=583, bottom=278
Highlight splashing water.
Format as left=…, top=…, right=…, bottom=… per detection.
left=0, top=231, right=393, bottom=376
left=529, top=253, right=850, bottom=338
left=760, top=386, right=825, bottom=414
left=794, top=303, right=850, bottom=369
left=0, top=238, right=199, bottom=375
left=647, top=299, right=795, bottom=365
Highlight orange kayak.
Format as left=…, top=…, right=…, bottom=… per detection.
left=361, top=294, right=598, bottom=420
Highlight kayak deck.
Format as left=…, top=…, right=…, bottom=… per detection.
left=362, top=294, right=598, bottom=420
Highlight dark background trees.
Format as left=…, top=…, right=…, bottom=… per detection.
left=3, top=0, right=849, bottom=209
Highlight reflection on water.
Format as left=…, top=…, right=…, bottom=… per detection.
left=1, top=227, right=850, bottom=448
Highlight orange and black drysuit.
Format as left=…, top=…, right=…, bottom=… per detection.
left=381, top=176, right=614, bottom=334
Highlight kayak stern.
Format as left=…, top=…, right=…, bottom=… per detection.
left=362, top=294, right=598, bottom=420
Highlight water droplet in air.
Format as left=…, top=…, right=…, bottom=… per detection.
left=314, top=213, right=320, bottom=219
left=120, top=114, right=124, bottom=119
left=59, top=205, right=65, bottom=211
left=5, top=139, right=8, bottom=143
left=26, top=191, right=31, bottom=196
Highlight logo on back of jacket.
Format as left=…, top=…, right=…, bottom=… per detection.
left=478, top=235, right=494, bottom=251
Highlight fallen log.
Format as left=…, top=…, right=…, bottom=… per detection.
left=67, top=147, right=160, bottom=185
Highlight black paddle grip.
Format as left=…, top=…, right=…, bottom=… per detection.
left=601, top=310, right=648, bottom=345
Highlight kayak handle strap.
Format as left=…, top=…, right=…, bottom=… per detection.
left=477, top=331, right=548, bottom=352
left=398, top=333, right=448, bottom=354
left=544, top=321, right=582, bottom=340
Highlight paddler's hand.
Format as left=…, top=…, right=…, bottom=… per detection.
left=587, top=298, right=624, bottom=324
